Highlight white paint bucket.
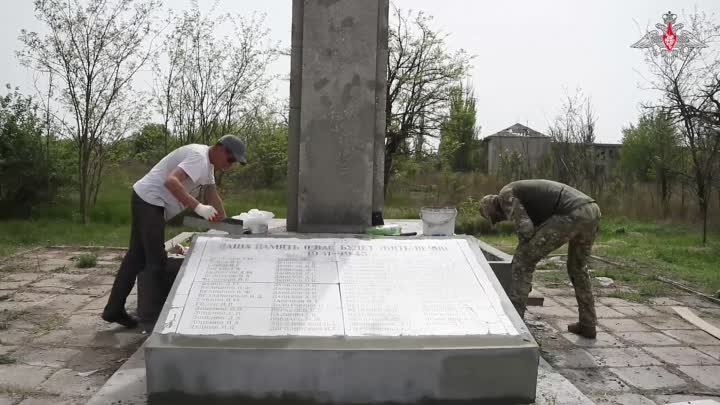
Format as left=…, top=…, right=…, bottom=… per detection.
left=420, top=207, right=457, bottom=236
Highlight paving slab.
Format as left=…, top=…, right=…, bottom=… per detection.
left=1, top=273, right=44, bottom=283
left=651, top=297, right=684, bottom=306
left=613, top=305, right=665, bottom=318
left=641, top=316, right=696, bottom=330
left=539, top=297, right=561, bottom=307
left=534, top=358, right=596, bottom=405
left=40, top=368, right=107, bottom=398
left=0, top=301, right=34, bottom=313
left=677, top=366, right=720, bottom=390
left=0, top=364, right=54, bottom=390
left=529, top=305, right=577, bottom=318
left=597, top=298, right=643, bottom=308
left=12, top=292, right=55, bottom=304
left=71, top=285, right=109, bottom=297
left=43, top=294, right=94, bottom=313
left=559, top=368, right=632, bottom=394
left=654, top=395, right=720, bottom=404
left=562, top=332, right=626, bottom=348
left=0, top=346, right=17, bottom=356
left=536, top=287, right=576, bottom=297
left=609, top=366, right=687, bottom=391
left=79, top=296, right=110, bottom=312
left=663, top=330, right=720, bottom=346
left=587, top=347, right=662, bottom=367
left=0, top=395, right=19, bottom=405
left=553, top=297, right=579, bottom=307
left=599, top=318, right=651, bottom=332
left=675, top=295, right=720, bottom=309
left=591, top=393, right=656, bottom=405
left=14, top=347, right=82, bottom=368
left=546, top=349, right=598, bottom=369
left=644, top=346, right=720, bottom=366
left=81, top=276, right=115, bottom=286
left=17, top=398, right=71, bottom=405
left=0, top=328, right=36, bottom=346
left=696, top=346, right=720, bottom=360
left=0, top=281, right=29, bottom=290
left=617, top=332, right=681, bottom=346
left=595, top=305, right=626, bottom=318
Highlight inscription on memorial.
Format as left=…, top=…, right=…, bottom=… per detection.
left=163, top=236, right=518, bottom=337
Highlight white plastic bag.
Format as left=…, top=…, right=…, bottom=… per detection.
left=234, top=209, right=275, bottom=234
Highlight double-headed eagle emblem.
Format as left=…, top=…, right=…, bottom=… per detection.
left=631, top=11, right=707, bottom=60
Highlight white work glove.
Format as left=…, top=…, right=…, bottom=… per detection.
left=194, top=204, right=218, bottom=221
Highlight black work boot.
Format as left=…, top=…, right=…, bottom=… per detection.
left=102, top=306, right=139, bottom=328
left=568, top=322, right=597, bottom=339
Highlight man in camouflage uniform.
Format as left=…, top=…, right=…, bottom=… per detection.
left=479, top=179, right=601, bottom=339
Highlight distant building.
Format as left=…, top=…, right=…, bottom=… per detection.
left=484, top=123, right=621, bottom=175
left=590, top=143, right=622, bottom=175
left=485, top=124, right=552, bottom=174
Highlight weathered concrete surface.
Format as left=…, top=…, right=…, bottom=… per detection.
left=287, top=0, right=388, bottom=233
left=89, top=349, right=593, bottom=405
left=0, top=247, right=146, bottom=405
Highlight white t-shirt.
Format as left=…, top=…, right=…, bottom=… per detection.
left=133, top=144, right=215, bottom=220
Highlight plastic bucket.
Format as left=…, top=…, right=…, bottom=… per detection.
left=420, top=207, right=457, bottom=236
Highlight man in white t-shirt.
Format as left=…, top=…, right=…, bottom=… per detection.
left=103, top=135, right=247, bottom=328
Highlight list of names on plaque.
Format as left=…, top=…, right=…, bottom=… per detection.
left=166, top=236, right=518, bottom=337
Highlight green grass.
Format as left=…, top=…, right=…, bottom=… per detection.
left=471, top=217, right=720, bottom=296
left=76, top=252, right=97, bottom=268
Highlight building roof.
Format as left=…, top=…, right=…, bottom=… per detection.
left=484, top=123, right=550, bottom=139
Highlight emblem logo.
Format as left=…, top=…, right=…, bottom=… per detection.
left=631, top=11, right=707, bottom=60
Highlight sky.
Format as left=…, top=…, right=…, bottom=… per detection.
left=1, top=0, right=718, bottom=144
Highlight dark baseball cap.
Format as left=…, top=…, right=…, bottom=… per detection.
left=218, top=134, right=247, bottom=165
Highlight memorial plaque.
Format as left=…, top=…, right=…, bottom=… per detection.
left=160, top=236, right=518, bottom=338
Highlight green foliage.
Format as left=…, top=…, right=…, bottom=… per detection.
left=620, top=112, right=683, bottom=215
left=0, top=87, right=68, bottom=218
left=620, top=112, right=682, bottom=182
left=76, top=252, right=97, bottom=268
left=126, top=123, right=175, bottom=165
left=439, top=84, right=481, bottom=172
left=225, top=117, right=288, bottom=189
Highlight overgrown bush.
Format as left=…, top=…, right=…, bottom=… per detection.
left=0, top=87, right=68, bottom=218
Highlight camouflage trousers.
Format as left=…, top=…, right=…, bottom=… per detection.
left=510, top=203, right=601, bottom=328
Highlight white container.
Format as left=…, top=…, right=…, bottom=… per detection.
left=234, top=209, right=274, bottom=234
left=420, top=207, right=457, bottom=236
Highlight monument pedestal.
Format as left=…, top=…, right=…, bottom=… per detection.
left=145, top=235, right=539, bottom=404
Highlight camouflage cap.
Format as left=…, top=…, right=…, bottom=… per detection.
left=479, top=195, right=500, bottom=224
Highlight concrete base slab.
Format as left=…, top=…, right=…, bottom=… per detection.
left=145, top=234, right=538, bottom=404
left=86, top=347, right=594, bottom=405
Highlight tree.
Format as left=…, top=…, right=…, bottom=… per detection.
left=153, top=1, right=277, bottom=147
left=438, top=84, right=481, bottom=172
left=547, top=89, right=601, bottom=194
left=385, top=6, right=472, bottom=193
left=620, top=112, right=683, bottom=216
left=0, top=86, right=66, bottom=217
left=639, top=12, right=720, bottom=243
left=18, top=0, right=161, bottom=223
